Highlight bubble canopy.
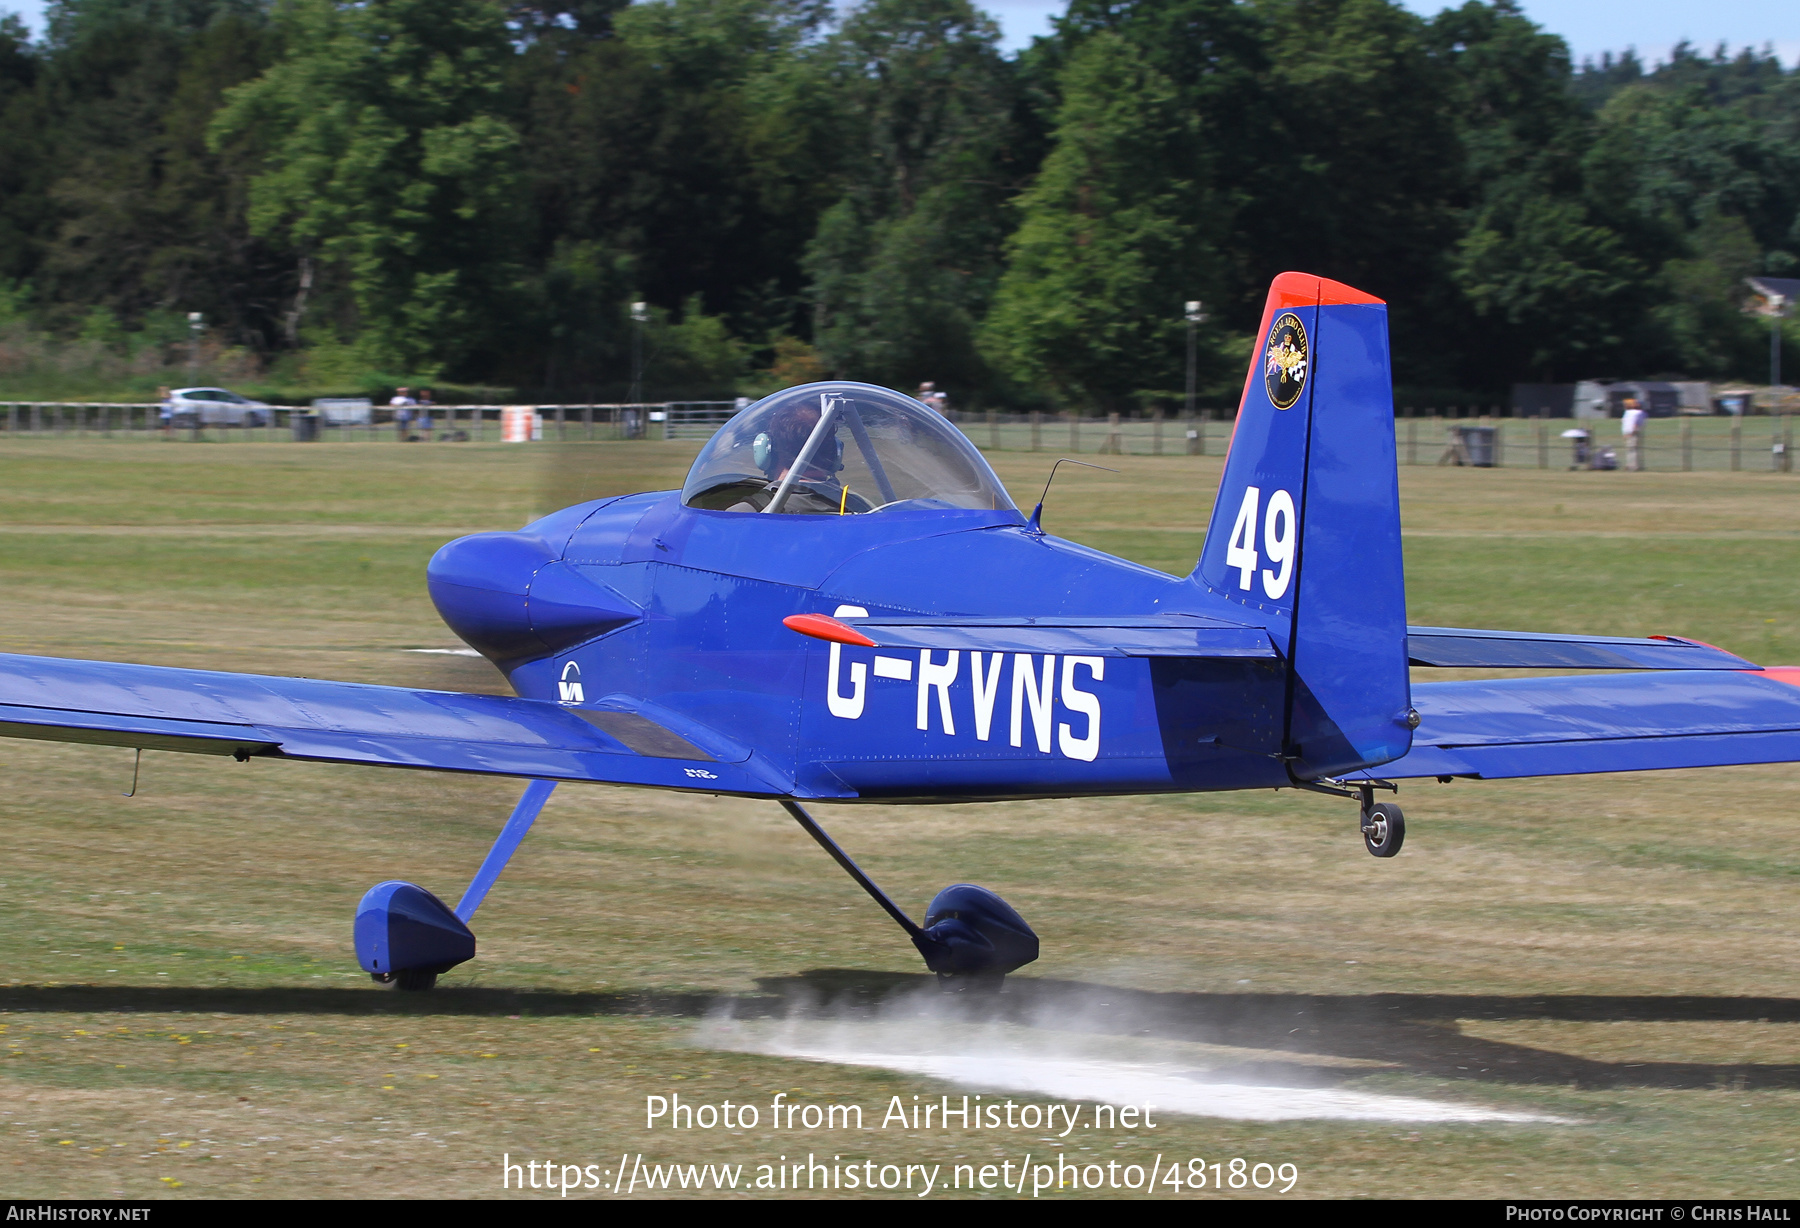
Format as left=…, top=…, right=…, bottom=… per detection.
left=680, top=382, right=1016, bottom=516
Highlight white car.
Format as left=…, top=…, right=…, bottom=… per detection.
left=169, top=387, right=273, bottom=427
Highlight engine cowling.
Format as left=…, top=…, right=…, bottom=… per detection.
left=427, top=531, right=640, bottom=664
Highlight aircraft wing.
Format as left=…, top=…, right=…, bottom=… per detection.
left=1364, top=669, right=1800, bottom=780
left=0, top=652, right=790, bottom=796
left=1406, top=626, right=1754, bottom=670
left=839, top=614, right=1277, bottom=658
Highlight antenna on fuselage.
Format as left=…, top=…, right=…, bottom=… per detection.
left=1028, top=457, right=1117, bottom=534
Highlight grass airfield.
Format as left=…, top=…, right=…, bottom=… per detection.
left=0, top=436, right=1797, bottom=1199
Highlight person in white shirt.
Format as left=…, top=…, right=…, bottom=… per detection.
left=390, top=387, right=416, bottom=440
left=1620, top=398, right=1647, bottom=471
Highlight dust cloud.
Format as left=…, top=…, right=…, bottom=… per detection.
left=695, top=976, right=1566, bottom=1124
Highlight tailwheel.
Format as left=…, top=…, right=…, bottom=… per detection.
left=1361, top=801, right=1405, bottom=858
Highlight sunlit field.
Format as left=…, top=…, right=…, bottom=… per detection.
left=0, top=436, right=1797, bottom=1199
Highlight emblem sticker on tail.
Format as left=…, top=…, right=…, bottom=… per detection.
left=1264, top=312, right=1309, bottom=409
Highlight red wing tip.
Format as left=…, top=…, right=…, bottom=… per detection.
left=782, top=613, right=876, bottom=648
left=1752, top=666, right=1800, bottom=687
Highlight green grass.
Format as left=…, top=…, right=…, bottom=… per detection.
left=1, top=439, right=1799, bottom=1198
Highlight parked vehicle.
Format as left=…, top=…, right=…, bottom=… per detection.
left=169, top=387, right=272, bottom=427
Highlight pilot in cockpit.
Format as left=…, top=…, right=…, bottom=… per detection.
left=722, top=396, right=874, bottom=514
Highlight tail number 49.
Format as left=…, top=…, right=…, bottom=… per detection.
left=1225, top=485, right=1296, bottom=600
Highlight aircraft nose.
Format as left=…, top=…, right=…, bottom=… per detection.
left=427, top=532, right=639, bottom=663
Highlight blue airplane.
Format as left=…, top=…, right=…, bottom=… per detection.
left=5, top=271, right=1799, bottom=990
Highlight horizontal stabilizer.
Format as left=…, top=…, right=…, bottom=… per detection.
left=1407, top=627, right=1756, bottom=671
left=0, top=652, right=790, bottom=796
left=839, top=615, right=1277, bottom=659
left=1363, top=669, right=1800, bottom=780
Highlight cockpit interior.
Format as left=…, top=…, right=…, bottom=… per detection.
left=680, top=382, right=1015, bottom=516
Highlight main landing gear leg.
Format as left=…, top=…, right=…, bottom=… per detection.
left=780, top=800, right=1039, bottom=988
left=353, top=778, right=559, bottom=992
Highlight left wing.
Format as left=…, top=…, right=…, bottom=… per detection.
left=0, top=652, right=791, bottom=796
left=1367, top=668, right=1800, bottom=780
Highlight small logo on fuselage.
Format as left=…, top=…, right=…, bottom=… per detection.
left=558, top=661, right=585, bottom=704
left=1264, top=312, right=1308, bottom=410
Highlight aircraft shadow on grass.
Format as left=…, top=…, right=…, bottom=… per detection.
left=3, top=971, right=1796, bottom=1093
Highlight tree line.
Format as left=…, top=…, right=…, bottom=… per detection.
left=0, top=0, right=1795, bottom=406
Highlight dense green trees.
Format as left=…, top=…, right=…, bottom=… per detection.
left=0, top=0, right=1793, bottom=401
left=211, top=0, right=524, bottom=374
left=981, top=32, right=1201, bottom=408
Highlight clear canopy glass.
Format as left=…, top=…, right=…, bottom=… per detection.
left=681, top=382, right=1015, bottom=516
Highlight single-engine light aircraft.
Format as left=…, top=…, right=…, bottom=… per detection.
left=7, top=272, right=1800, bottom=990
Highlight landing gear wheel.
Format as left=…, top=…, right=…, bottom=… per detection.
left=1362, top=801, right=1405, bottom=858
left=393, top=969, right=439, bottom=992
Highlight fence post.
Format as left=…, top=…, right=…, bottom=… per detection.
left=1731, top=421, right=1741, bottom=470
left=988, top=407, right=999, bottom=451
left=1493, top=418, right=1504, bottom=467
left=1068, top=411, right=1079, bottom=453
left=1030, top=410, right=1041, bottom=452
left=1786, top=414, right=1794, bottom=473
left=1536, top=413, right=1547, bottom=469
left=1105, top=412, right=1121, bottom=455
left=1152, top=406, right=1163, bottom=456
left=1681, top=419, right=1692, bottom=471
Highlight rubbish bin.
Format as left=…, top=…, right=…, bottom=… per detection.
left=291, top=412, right=320, bottom=442
left=1454, top=425, right=1496, bottom=467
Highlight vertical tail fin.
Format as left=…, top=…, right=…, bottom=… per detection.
left=1194, top=272, right=1411, bottom=777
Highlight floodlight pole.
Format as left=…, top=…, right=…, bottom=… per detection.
left=187, top=312, right=203, bottom=441
left=1184, top=300, right=1206, bottom=418
left=1772, top=293, right=1786, bottom=389
left=629, top=300, right=648, bottom=406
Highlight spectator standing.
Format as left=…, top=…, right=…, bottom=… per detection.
left=390, top=387, right=416, bottom=440
left=1620, top=397, right=1647, bottom=471
left=157, top=386, right=173, bottom=438
left=416, top=389, right=434, bottom=438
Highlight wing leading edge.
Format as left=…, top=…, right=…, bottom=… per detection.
left=0, top=652, right=790, bottom=796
